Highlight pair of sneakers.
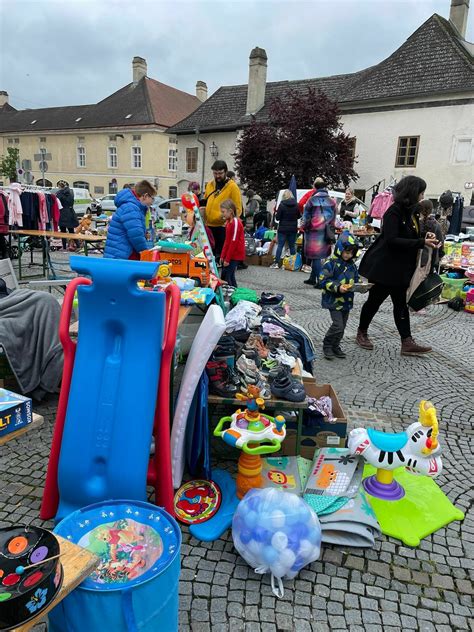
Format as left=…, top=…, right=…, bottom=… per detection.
left=268, top=366, right=306, bottom=402
left=236, top=355, right=271, bottom=399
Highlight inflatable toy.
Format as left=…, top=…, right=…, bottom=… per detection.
left=49, top=500, right=181, bottom=632
left=232, top=488, right=321, bottom=597
left=348, top=400, right=442, bottom=500
left=0, top=526, right=63, bottom=630
left=171, top=304, right=226, bottom=488
left=213, top=386, right=287, bottom=498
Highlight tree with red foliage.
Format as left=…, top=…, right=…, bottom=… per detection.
left=234, top=87, right=358, bottom=199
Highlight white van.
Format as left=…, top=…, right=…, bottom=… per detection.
left=52, top=187, right=94, bottom=216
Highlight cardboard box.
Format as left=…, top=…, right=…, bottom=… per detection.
left=168, top=201, right=183, bottom=219
left=0, top=389, right=33, bottom=438
left=244, top=254, right=260, bottom=266
left=260, top=253, right=275, bottom=267
left=281, top=382, right=347, bottom=459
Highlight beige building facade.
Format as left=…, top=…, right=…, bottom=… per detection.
left=0, top=58, right=205, bottom=199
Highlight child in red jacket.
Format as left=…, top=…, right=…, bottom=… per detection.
left=220, top=199, right=245, bottom=287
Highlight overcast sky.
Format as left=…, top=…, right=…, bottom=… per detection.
left=1, top=0, right=473, bottom=110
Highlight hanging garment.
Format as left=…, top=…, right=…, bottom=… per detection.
left=19, top=192, right=39, bottom=229
left=51, top=194, right=61, bottom=231
left=0, top=193, right=9, bottom=234
left=37, top=191, right=49, bottom=230
left=369, top=191, right=394, bottom=219
left=7, top=182, right=23, bottom=227
left=448, top=196, right=463, bottom=236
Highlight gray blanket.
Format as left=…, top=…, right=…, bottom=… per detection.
left=0, top=289, right=63, bottom=398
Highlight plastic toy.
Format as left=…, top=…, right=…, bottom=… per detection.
left=0, top=525, right=63, bottom=630
left=232, top=488, right=321, bottom=597
left=170, top=304, right=226, bottom=488
left=464, top=288, right=474, bottom=313
left=41, top=257, right=178, bottom=521
left=49, top=500, right=181, bottom=632
left=141, top=248, right=210, bottom=287
left=213, top=386, right=287, bottom=499
left=173, top=480, right=222, bottom=525
left=348, top=400, right=442, bottom=500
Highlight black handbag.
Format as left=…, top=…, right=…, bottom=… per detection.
left=325, top=222, right=336, bottom=244
left=407, top=272, right=443, bottom=311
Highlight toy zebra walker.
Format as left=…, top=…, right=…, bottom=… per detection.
left=348, top=400, right=442, bottom=500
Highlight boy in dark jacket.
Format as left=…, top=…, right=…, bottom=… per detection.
left=319, top=232, right=360, bottom=360
left=104, top=180, right=156, bottom=260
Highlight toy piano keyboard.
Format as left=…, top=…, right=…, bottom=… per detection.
left=0, top=526, right=63, bottom=631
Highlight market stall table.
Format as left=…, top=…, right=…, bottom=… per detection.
left=12, top=535, right=99, bottom=632
left=0, top=413, right=43, bottom=446
left=8, top=230, right=106, bottom=280
left=208, top=393, right=308, bottom=456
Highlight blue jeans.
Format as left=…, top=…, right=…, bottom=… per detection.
left=221, top=260, right=239, bottom=287
left=311, top=258, right=323, bottom=284
left=275, top=232, right=297, bottom=264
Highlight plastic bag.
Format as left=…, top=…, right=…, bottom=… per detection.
left=232, top=488, right=321, bottom=597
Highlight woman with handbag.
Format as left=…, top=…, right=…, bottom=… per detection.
left=302, top=177, right=337, bottom=288
left=356, top=176, right=440, bottom=355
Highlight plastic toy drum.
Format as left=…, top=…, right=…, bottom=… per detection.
left=0, top=526, right=63, bottom=631
left=49, top=500, right=181, bottom=632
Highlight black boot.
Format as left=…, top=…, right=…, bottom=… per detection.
left=206, top=360, right=239, bottom=396
left=304, top=278, right=316, bottom=285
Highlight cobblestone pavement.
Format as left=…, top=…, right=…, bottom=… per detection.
left=0, top=260, right=473, bottom=631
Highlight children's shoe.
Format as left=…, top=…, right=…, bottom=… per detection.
left=332, top=347, right=346, bottom=359
left=269, top=368, right=306, bottom=402
left=206, top=360, right=239, bottom=397
left=323, top=348, right=334, bottom=360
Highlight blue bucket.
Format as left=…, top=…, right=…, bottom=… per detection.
left=49, top=500, right=181, bottom=632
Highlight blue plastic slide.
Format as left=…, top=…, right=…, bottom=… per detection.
left=56, top=256, right=165, bottom=521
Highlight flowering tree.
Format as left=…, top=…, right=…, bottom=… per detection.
left=234, top=87, right=358, bottom=199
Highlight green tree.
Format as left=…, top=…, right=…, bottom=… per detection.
left=234, top=87, right=358, bottom=199
left=0, top=147, right=20, bottom=182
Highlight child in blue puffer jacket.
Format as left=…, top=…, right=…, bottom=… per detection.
left=104, top=180, right=156, bottom=260
left=319, top=232, right=360, bottom=360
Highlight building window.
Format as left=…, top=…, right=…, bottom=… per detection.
left=453, top=138, right=473, bottom=164
left=132, top=146, right=142, bottom=169
left=395, top=136, right=419, bottom=167
left=39, top=137, right=47, bottom=143
left=168, top=146, right=177, bottom=171
left=108, top=146, right=118, bottom=168
left=109, top=135, right=117, bottom=141
left=77, top=146, right=86, bottom=168
left=94, top=186, right=105, bottom=195
left=77, top=136, right=85, bottom=142
left=7, top=137, right=19, bottom=144
left=186, top=147, right=198, bottom=173
left=133, top=135, right=141, bottom=141
left=169, top=186, right=178, bottom=197
left=73, top=181, right=90, bottom=190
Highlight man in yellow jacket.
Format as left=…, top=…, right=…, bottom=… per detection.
left=202, top=160, right=242, bottom=258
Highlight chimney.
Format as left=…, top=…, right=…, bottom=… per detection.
left=246, top=47, right=267, bottom=116
left=196, top=81, right=208, bottom=102
left=132, top=56, right=147, bottom=84
left=449, top=0, right=470, bottom=38
left=0, top=91, right=8, bottom=107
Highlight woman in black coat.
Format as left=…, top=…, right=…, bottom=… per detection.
left=356, top=176, right=440, bottom=355
left=56, top=181, right=78, bottom=250
left=271, top=190, right=300, bottom=268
